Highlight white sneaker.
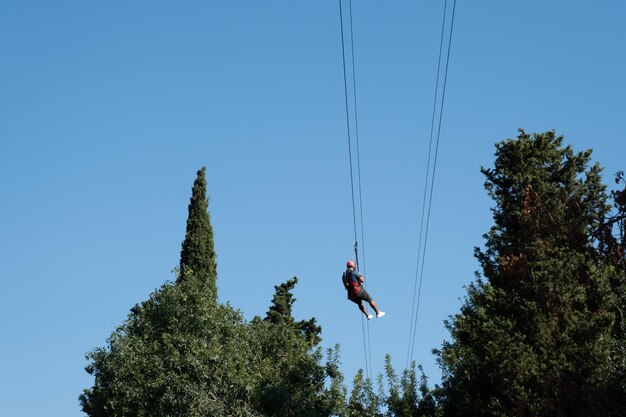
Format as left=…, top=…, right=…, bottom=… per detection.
left=367, top=314, right=374, bottom=320
left=376, top=312, right=386, bottom=318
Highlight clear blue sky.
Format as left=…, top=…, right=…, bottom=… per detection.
left=1, top=1, right=625, bottom=416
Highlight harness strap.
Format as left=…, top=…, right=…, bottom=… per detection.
left=343, top=269, right=361, bottom=299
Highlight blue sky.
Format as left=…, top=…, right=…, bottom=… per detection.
left=1, top=1, right=625, bottom=416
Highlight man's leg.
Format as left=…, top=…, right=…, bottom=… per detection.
left=368, top=299, right=381, bottom=315
left=358, top=301, right=370, bottom=317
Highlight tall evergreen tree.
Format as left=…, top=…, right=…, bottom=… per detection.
left=81, top=168, right=345, bottom=417
left=436, top=130, right=623, bottom=416
left=81, top=168, right=255, bottom=416
left=179, top=167, right=217, bottom=301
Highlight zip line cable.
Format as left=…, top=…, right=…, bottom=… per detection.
left=338, top=0, right=372, bottom=380
left=339, top=0, right=358, bottom=247
left=348, top=0, right=367, bottom=272
left=407, top=0, right=458, bottom=366
left=348, top=0, right=373, bottom=382
left=408, top=0, right=458, bottom=365
left=406, top=0, right=450, bottom=367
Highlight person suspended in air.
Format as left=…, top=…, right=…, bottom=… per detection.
left=342, top=260, right=385, bottom=319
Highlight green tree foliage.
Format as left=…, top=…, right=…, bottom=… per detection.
left=81, top=276, right=344, bottom=417
left=179, top=167, right=217, bottom=301
left=385, top=356, right=418, bottom=417
left=597, top=171, right=626, bottom=409
left=81, top=169, right=345, bottom=416
left=344, top=357, right=436, bottom=417
left=383, top=356, right=436, bottom=417
left=435, top=130, right=626, bottom=416
left=346, top=370, right=382, bottom=417
left=252, top=277, right=343, bottom=417
left=80, top=279, right=257, bottom=416
left=264, top=277, right=322, bottom=345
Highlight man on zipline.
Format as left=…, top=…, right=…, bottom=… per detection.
left=342, top=260, right=385, bottom=319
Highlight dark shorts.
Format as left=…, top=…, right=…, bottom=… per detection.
left=349, top=288, right=372, bottom=304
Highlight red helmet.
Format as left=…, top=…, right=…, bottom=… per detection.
left=346, top=260, right=356, bottom=268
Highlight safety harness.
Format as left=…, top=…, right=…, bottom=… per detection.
left=342, top=268, right=361, bottom=299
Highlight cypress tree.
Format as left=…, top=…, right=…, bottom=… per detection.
left=81, top=171, right=348, bottom=416
left=178, top=167, right=217, bottom=301
left=436, top=130, right=622, bottom=416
